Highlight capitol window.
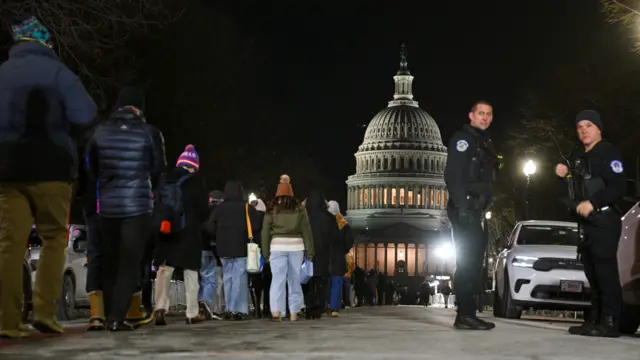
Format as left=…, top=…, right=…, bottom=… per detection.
left=383, top=188, right=388, bottom=205
left=417, top=193, right=422, bottom=206
left=400, top=188, right=405, bottom=205
left=392, top=188, right=397, bottom=205
left=408, top=190, right=414, bottom=205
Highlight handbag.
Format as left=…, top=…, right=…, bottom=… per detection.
left=245, top=204, right=263, bottom=274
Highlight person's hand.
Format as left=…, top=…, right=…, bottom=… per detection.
left=576, top=201, right=594, bottom=217
left=555, top=164, right=569, bottom=178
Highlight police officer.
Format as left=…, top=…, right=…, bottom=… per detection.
left=444, top=101, right=500, bottom=330
left=556, top=110, right=626, bottom=338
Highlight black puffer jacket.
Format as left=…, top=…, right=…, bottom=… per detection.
left=206, top=180, right=261, bottom=258
left=85, top=108, right=166, bottom=218
left=305, top=190, right=341, bottom=277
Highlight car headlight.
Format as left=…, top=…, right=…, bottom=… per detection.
left=512, top=256, right=538, bottom=268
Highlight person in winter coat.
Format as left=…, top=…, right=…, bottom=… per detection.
left=261, top=175, right=314, bottom=322
left=153, top=145, right=209, bottom=325
left=198, top=190, right=224, bottom=320
left=85, top=86, right=166, bottom=331
left=0, top=15, right=96, bottom=338
left=249, top=199, right=267, bottom=318
left=325, top=200, right=354, bottom=315
left=206, top=180, right=261, bottom=320
left=304, top=191, right=340, bottom=319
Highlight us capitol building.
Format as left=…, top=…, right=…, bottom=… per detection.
left=345, top=46, right=454, bottom=285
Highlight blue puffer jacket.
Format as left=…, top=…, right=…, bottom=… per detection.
left=0, top=41, right=97, bottom=182
left=85, top=108, right=166, bottom=218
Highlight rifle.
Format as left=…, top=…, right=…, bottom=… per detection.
left=559, top=148, right=589, bottom=260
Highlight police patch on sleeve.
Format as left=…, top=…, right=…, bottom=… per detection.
left=456, top=140, right=469, bottom=152
left=610, top=160, right=624, bottom=174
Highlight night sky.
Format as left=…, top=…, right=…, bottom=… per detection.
left=212, top=0, right=620, bottom=206
left=2, top=1, right=630, bottom=214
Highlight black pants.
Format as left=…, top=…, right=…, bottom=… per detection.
left=304, top=276, right=327, bottom=317
left=262, top=263, right=272, bottom=314
left=100, top=214, right=152, bottom=323
left=581, top=215, right=622, bottom=321
left=140, top=235, right=155, bottom=313
left=448, top=207, right=487, bottom=317
left=249, top=273, right=263, bottom=316
left=85, top=214, right=102, bottom=293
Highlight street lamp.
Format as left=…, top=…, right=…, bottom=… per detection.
left=523, top=160, right=537, bottom=179
left=522, top=160, right=537, bottom=220
left=435, top=243, right=455, bottom=260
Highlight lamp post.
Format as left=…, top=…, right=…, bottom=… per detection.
left=522, top=160, right=537, bottom=220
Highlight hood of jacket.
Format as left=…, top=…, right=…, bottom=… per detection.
left=223, top=180, right=245, bottom=201
left=305, top=190, right=327, bottom=212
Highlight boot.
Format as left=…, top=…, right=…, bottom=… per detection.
left=106, top=320, right=136, bottom=332
left=87, top=290, right=106, bottom=331
left=569, top=311, right=597, bottom=336
left=186, top=313, right=205, bottom=324
left=125, top=292, right=146, bottom=321
left=453, top=315, right=495, bottom=330
left=585, top=316, right=621, bottom=338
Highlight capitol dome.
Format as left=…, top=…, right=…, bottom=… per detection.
left=344, top=45, right=453, bottom=281
left=345, top=45, right=449, bottom=228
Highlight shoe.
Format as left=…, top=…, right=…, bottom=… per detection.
left=569, top=318, right=597, bottom=335
left=453, top=315, right=495, bottom=330
left=584, top=316, right=621, bottom=338
left=199, top=302, right=214, bottom=320
left=232, top=313, right=246, bottom=321
left=331, top=311, right=340, bottom=317
left=211, top=312, right=224, bottom=320
left=32, top=317, right=64, bottom=334
left=106, top=321, right=136, bottom=332
left=186, top=314, right=205, bottom=324
left=271, top=311, right=282, bottom=322
left=87, top=318, right=106, bottom=331
left=0, top=327, right=29, bottom=339
left=154, top=310, right=167, bottom=326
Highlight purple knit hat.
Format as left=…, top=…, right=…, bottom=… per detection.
left=176, top=144, right=200, bottom=171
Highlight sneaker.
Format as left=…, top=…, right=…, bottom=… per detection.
left=0, top=328, right=29, bottom=339
left=32, top=317, right=64, bottom=334
left=331, top=311, right=340, bottom=317
left=199, top=302, right=214, bottom=320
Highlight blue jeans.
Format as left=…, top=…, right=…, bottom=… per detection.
left=198, top=251, right=218, bottom=307
left=269, top=251, right=304, bottom=315
left=221, top=257, right=248, bottom=314
left=325, top=275, right=343, bottom=311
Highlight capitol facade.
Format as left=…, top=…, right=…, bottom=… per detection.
left=345, top=47, right=453, bottom=284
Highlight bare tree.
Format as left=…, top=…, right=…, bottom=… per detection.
left=0, top=0, right=185, bottom=108
left=601, top=0, right=640, bottom=52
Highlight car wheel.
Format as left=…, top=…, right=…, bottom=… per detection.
left=57, top=275, right=76, bottom=321
left=22, top=262, right=32, bottom=322
left=501, top=271, right=522, bottom=319
left=619, top=301, right=640, bottom=335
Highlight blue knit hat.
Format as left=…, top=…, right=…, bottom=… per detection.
left=11, top=15, right=51, bottom=45
left=176, top=145, right=200, bottom=171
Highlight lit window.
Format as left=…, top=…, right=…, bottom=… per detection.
left=408, top=190, right=414, bottom=205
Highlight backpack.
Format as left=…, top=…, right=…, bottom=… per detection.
left=155, top=172, right=195, bottom=234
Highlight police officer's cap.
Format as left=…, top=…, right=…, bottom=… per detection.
left=575, top=109, right=603, bottom=131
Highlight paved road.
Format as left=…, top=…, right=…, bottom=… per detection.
left=0, top=306, right=637, bottom=360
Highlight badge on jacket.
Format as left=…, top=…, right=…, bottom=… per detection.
left=610, top=160, right=623, bottom=174
left=456, top=140, right=469, bottom=152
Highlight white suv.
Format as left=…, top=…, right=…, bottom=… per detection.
left=29, top=224, right=89, bottom=320
left=493, top=220, right=589, bottom=319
